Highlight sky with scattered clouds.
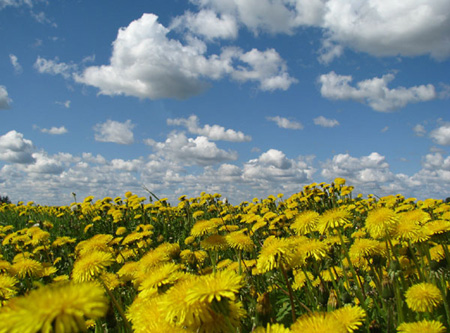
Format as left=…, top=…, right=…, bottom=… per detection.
left=1, top=0, right=450, bottom=205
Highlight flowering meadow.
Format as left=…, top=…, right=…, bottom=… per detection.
left=0, top=178, right=449, bottom=332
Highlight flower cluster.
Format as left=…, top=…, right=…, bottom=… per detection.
left=0, top=179, right=449, bottom=332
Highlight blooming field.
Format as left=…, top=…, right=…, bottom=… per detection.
left=0, top=179, right=449, bottom=332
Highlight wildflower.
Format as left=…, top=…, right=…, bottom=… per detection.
left=291, top=311, right=347, bottom=333
left=225, top=231, right=254, bottom=252
left=394, top=218, right=432, bottom=243
left=71, top=250, right=114, bottom=282
left=12, top=258, right=43, bottom=279
left=256, top=237, right=294, bottom=273
left=0, top=282, right=108, bottom=333
left=0, top=274, right=18, bottom=302
left=425, top=220, right=450, bottom=235
left=316, top=208, right=351, bottom=234
left=405, top=282, right=443, bottom=312
left=191, top=218, right=222, bottom=237
left=290, top=210, right=319, bottom=235
left=200, top=234, right=228, bottom=251
left=186, top=270, right=243, bottom=305
left=137, top=263, right=184, bottom=296
left=292, top=270, right=314, bottom=290
left=331, top=305, right=366, bottom=332
left=365, top=207, right=398, bottom=239
left=397, top=320, right=446, bottom=333
left=115, top=227, right=127, bottom=236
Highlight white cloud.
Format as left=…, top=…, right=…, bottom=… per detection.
left=319, top=71, right=437, bottom=112
left=167, top=115, right=251, bottom=142
left=75, top=14, right=296, bottom=100
left=242, top=149, right=315, bottom=192
left=320, top=0, right=450, bottom=62
left=144, top=132, right=238, bottom=166
left=413, top=124, right=426, bottom=137
left=313, top=115, right=339, bottom=127
left=171, top=9, right=238, bottom=40
left=34, top=56, right=77, bottom=79
left=430, top=124, right=450, bottom=145
left=0, top=130, right=35, bottom=164
left=0, top=86, right=12, bottom=109
left=40, top=126, right=68, bottom=135
left=9, top=54, right=22, bottom=73
left=94, top=119, right=135, bottom=145
left=230, top=48, right=298, bottom=91
left=0, top=0, right=34, bottom=10
left=55, top=100, right=71, bottom=108
left=321, top=152, right=397, bottom=195
left=192, top=0, right=450, bottom=62
left=267, top=116, right=303, bottom=129
left=381, top=126, right=389, bottom=133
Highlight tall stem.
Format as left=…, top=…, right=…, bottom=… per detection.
left=279, top=262, right=297, bottom=323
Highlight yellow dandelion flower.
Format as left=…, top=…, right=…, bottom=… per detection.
left=99, top=272, right=120, bottom=291
left=191, top=219, right=221, bottom=237
left=290, top=210, right=320, bottom=235
left=331, top=305, right=366, bottom=332
left=137, top=263, right=184, bottom=296
left=12, top=258, right=43, bottom=279
left=320, top=266, right=344, bottom=282
left=394, top=219, right=433, bottom=243
left=0, top=261, right=12, bottom=274
left=71, top=250, right=114, bottom=282
left=292, top=270, right=314, bottom=290
left=0, top=282, right=108, bottom=333
left=256, top=237, right=294, bottom=273
left=349, top=238, right=385, bottom=260
left=400, top=209, right=431, bottom=225
left=76, top=234, right=113, bottom=256
left=316, top=208, right=351, bottom=234
left=115, top=227, right=127, bottom=236
left=117, top=261, right=140, bottom=282
left=83, top=223, right=93, bottom=233
left=127, top=295, right=185, bottom=333
left=186, top=270, right=243, bottom=305
left=160, top=276, right=213, bottom=329
left=291, top=311, right=347, bottom=333
left=52, top=236, right=76, bottom=248
left=254, top=323, right=291, bottom=333
left=405, top=282, right=443, bottom=312
left=0, top=274, right=18, bottom=302
left=365, top=207, right=398, bottom=239
left=397, top=319, right=446, bottom=333
left=196, top=300, right=246, bottom=333
left=225, top=231, right=254, bottom=252
left=426, top=220, right=450, bottom=235
left=200, top=234, right=228, bottom=251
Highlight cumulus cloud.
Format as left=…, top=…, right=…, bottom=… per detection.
left=0, top=130, right=35, bottom=164
left=320, top=0, right=450, bottom=62
left=192, top=0, right=450, bottom=62
left=313, top=115, right=339, bottom=127
left=242, top=149, right=315, bottom=192
left=75, top=14, right=296, bottom=100
left=167, top=115, right=251, bottom=142
left=94, top=119, right=135, bottom=145
left=9, top=54, right=22, bottom=73
left=34, top=56, right=77, bottom=79
left=321, top=152, right=394, bottom=185
left=0, top=86, right=11, bottom=109
left=144, top=132, right=238, bottom=166
left=171, top=9, right=238, bottom=40
left=319, top=71, right=437, bottom=112
left=0, top=0, right=35, bottom=10
left=430, top=124, right=450, bottom=145
left=267, top=116, right=303, bottom=130
left=413, top=124, right=426, bottom=137
left=39, top=126, right=68, bottom=135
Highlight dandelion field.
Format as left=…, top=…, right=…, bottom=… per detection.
left=0, top=178, right=449, bottom=332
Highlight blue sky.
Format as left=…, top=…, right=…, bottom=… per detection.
left=1, top=0, right=450, bottom=205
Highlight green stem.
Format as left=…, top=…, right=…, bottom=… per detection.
left=99, top=278, right=132, bottom=333
left=279, top=263, right=297, bottom=323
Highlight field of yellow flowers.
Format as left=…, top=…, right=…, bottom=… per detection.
left=0, top=178, right=449, bottom=332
